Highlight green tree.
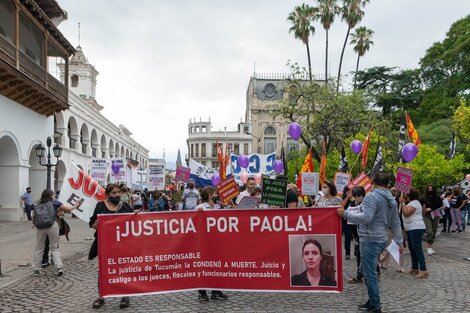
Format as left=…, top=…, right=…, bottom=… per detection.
left=351, top=26, right=374, bottom=89
left=390, top=144, right=468, bottom=191
left=453, top=99, right=470, bottom=152
left=336, top=0, right=369, bottom=93
left=287, top=4, right=317, bottom=81
left=316, top=0, right=340, bottom=84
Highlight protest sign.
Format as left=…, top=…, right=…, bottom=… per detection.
left=347, top=172, right=373, bottom=193
left=237, top=196, right=260, bottom=209
left=334, top=172, right=350, bottom=196
left=175, top=166, right=191, bottom=183
left=395, top=167, right=413, bottom=194
left=301, top=172, right=319, bottom=196
left=149, top=165, right=165, bottom=190
left=58, top=162, right=106, bottom=223
left=91, top=158, right=107, bottom=183
left=97, top=207, right=343, bottom=297
left=216, top=176, right=240, bottom=204
left=261, top=177, right=288, bottom=207
left=110, top=158, right=126, bottom=183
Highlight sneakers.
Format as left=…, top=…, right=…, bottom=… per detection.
left=210, top=291, right=228, bottom=300
left=348, top=276, right=363, bottom=283
left=345, top=254, right=350, bottom=260
left=33, top=270, right=40, bottom=276
left=198, top=293, right=210, bottom=302
left=427, top=248, right=436, bottom=255
left=416, top=271, right=429, bottom=278
left=57, top=269, right=64, bottom=276
left=407, top=269, right=419, bottom=275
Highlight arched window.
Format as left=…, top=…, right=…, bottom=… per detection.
left=263, top=126, right=277, bottom=154
left=71, top=74, right=79, bottom=87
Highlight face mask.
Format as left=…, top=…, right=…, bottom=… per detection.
left=27, top=190, right=31, bottom=193
left=108, top=196, right=120, bottom=204
left=355, top=196, right=363, bottom=204
left=427, top=191, right=433, bottom=196
left=213, top=196, right=219, bottom=203
left=321, top=188, right=329, bottom=195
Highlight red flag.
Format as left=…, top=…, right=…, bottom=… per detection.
left=223, top=144, right=230, bottom=180
left=361, top=129, right=372, bottom=169
left=405, top=112, right=422, bottom=146
left=296, top=147, right=314, bottom=193
left=319, top=141, right=327, bottom=185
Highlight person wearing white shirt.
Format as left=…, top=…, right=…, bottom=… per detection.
left=235, top=177, right=256, bottom=205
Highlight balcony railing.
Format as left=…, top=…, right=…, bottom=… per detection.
left=0, top=34, right=67, bottom=103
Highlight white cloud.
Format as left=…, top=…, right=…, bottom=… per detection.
left=56, top=0, right=469, bottom=163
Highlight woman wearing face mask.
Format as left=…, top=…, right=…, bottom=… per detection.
left=89, top=184, right=133, bottom=310
left=315, top=181, right=343, bottom=207
left=422, top=184, right=444, bottom=255
left=341, top=186, right=366, bottom=283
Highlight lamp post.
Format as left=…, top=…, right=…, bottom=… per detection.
left=35, top=136, right=63, bottom=189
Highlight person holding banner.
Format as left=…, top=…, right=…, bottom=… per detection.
left=291, top=239, right=337, bottom=286
left=337, top=172, right=403, bottom=313
left=315, top=181, right=342, bottom=207
left=194, top=186, right=229, bottom=301
left=89, top=184, right=133, bottom=310
left=32, top=189, right=81, bottom=277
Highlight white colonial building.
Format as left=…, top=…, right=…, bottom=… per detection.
left=186, top=118, right=253, bottom=168
left=0, top=0, right=148, bottom=221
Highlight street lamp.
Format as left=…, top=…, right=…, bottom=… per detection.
left=35, top=136, right=62, bottom=189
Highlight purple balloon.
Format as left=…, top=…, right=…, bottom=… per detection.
left=273, top=160, right=284, bottom=174
left=402, top=143, right=418, bottom=162
left=350, top=140, right=363, bottom=154
left=111, top=162, right=120, bottom=174
left=211, top=174, right=221, bottom=186
left=239, top=154, right=249, bottom=168
left=288, top=122, right=302, bottom=141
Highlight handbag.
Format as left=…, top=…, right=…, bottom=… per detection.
left=59, top=217, right=71, bottom=241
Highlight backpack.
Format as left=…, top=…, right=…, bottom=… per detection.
left=33, top=201, right=56, bottom=229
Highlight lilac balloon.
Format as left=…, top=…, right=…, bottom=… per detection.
left=402, top=143, right=418, bottom=162
left=350, top=140, right=363, bottom=155
left=111, top=162, right=120, bottom=174
left=211, top=174, right=221, bottom=186
left=288, top=122, right=302, bottom=141
left=273, top=160, right=284, bottom=174
left=239, top=154, right=249, bottom=168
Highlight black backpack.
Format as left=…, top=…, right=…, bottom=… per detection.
left=33, top=201, right=56, bottom=229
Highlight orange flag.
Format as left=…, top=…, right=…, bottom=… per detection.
left=361, top=129, right=372, bottom=169
left=296, top=147, right=314, bottom=193
left=405, top=112, right=422, bottom=146
left=216, top=140, right=226, bottom=180
left=319, top=141, right=327, bottom=185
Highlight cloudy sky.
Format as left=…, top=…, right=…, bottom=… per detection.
left=56, top=0, right=469, bottom=164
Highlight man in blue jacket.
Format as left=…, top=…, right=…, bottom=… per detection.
left=337, top=172, right=403, bottom=313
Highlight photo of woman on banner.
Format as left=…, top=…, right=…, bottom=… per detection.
left=290, top=236, right=337, bottom=287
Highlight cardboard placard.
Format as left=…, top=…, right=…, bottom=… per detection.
left=347, top=172, right=373, bottom=193
left=334, top=172, right=351, bottom=196
left=301, top=172, right=319, bottom=196
left=395, top=167, right=413, bottom=194
left=261, top=177, right=288, bottom=207
left=175, top=166, right=191, bottom=183
left=216, top=176, right=240, bottom=204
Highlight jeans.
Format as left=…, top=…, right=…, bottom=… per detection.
left=461, top=206, right=469, bottom=230
left=24, top=204, right=33, bottom=220
left=360, top=241, right=387, bottom=310
left=442, top=208, right=451, bottom=231
left=406, top=229, right=427, bottom=271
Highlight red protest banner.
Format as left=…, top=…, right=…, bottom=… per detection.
left=216, top=176, right=240, bottom=204
left=97, top=208, right=343, bottom=297
left=348, top=172, right=373, bottom=193
left=395, top=167, right=413, bottom=194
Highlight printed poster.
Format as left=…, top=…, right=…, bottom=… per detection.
left=110, top=158, right=126, bottom=183
left=301, top=172, right=319, bottom=196
left=395, top=167, right=413, bottom=194
left=334, top=172, right=351, bottom=197
left=97, top=207, right=343, bottom=297
left=91, top=158, right=107, bottom=184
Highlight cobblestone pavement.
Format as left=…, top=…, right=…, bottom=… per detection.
left=1, top=218, right=469, bottom=312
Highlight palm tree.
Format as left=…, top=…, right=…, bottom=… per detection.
left=316, top=0, right=340, bottom=84
left=336, top=0, right=369, bottom=93
left=287, top=4, right=317, bottom=80
left=351, top=26, right=374, bottom=89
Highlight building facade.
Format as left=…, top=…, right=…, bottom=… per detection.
left=186, top=119, right=252, bottom=168
left=245, top=73, right=306, bottom=156
left=0, top=0, right=148, bottom=221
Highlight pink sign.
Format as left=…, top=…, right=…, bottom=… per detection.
left=175, top=166, right=191, bottom=182
left=395, top=167, right=413, bottom=194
